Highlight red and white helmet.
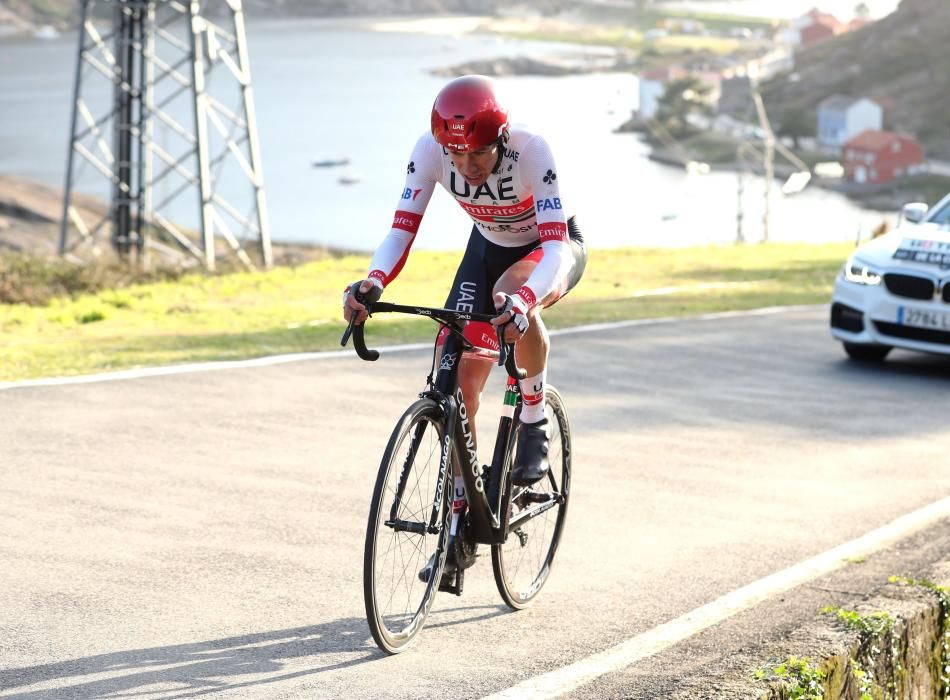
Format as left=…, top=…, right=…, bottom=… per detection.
left=430, top=75, right=510, bottom=153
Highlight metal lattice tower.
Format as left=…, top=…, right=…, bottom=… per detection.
left=60, top=0, right=271, bottom=270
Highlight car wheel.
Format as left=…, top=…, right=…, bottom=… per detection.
left=843, top=342, right=891, bottom=362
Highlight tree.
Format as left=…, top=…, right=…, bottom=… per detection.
left=854, top=2, right=871, bottom=19
left=776, top=106, right=816, bottom=149
left=653, top=76, right=713, bottom=140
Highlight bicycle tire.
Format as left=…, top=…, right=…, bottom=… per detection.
left=491, top=385, right=572, bottom=610
left=363, top=398, right=452, bottom=653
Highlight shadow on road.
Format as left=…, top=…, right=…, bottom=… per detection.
left=0, top=619, right=378, bottom=699
left=425, top=603, right=511, bottom=630
left=0, top=605, right=514, bottom=698
left=834, top=352, right=950, bottom=381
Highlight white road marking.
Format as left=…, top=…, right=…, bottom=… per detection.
left=0, top=342, right=431, bottom=390
left=481, top=496, right=950, bottom=700
left=0, top=305, right=822, bottom=391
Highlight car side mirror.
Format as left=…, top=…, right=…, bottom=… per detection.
left=901, top=202, right=928, bottom=224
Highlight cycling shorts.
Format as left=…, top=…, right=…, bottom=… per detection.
left=439, top=216, right=587, bottom=355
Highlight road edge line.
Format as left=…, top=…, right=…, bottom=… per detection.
left=0, top=304, right=824, bottom=391
left=480, top=496, right=950, bottom=700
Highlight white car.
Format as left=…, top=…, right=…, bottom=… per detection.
left=831, top=192, right=950, bottom=361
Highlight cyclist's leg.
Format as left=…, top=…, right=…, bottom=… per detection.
left=492, top=218, right=587, bottom=373
left=493, top=261, right=554, bottom=380
left=493, top=217, right=587, bottom=484
left=440, top=231, right=499, bottom=449
left=440, top=226, right=547, bottom=435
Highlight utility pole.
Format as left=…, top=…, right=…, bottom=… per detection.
left=752, top=89, right=775, bottom=244
left=60, top=0, right=271, bottom=270
left=734, top=84, right=812, bottom=245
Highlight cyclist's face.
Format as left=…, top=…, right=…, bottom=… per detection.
left=450, top=143, right=497, bottom=187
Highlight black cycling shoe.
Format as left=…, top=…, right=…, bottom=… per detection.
left=418, top=536, right=457, bottom=584
left=511, top=418, right=550, bottom=486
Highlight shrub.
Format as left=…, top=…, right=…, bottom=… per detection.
left=0, top=253, right=188, bottom=306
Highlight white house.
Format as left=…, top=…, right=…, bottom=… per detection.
left=816, top=95, right=882, bottom=149
left=637, top=66, right=686, bottom=119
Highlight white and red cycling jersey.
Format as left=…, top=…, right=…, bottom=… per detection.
left=367, top=127, right=573, bottom=312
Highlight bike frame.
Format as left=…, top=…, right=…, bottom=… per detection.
left=345, top=301, right=565, bottom=546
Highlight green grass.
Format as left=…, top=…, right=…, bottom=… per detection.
left=0, top=242, right=853, bottom=381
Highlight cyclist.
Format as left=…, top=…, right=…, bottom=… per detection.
left=343, top=75, right=586, bottom=572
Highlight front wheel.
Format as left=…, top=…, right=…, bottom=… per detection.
left=364, top=398, right=452, bottom=654
left=492, top=385, right=572, bottom=610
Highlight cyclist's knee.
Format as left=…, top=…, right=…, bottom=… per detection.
left=524, top=311, right=549, bottom=345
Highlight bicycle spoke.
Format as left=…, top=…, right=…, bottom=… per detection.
left=492, top=387, right=571, bottom=609
left=365, top=403, right=450, bottom=652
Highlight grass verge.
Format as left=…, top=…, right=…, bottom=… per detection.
left=0, top=242, right=852, bottom=382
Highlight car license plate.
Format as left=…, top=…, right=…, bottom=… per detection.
left=898, top=307, right=950, bottom=330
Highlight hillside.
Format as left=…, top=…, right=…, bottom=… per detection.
left=761, top=0, right=950, bottom=159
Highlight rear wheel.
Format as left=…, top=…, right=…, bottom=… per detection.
left=843, top=342, right=891, bottom=362
left=364, top=399, right=451, bottom=654
left=492, top=385, right=572, bottom=610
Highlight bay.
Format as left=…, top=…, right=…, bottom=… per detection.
left=0, top=16, right=886, bottom=252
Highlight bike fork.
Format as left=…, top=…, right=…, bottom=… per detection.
left=427, top=396, right=458, bottom=534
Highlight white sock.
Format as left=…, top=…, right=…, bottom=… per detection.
left=519, top=370, right=546, bottom=424
left=450, top=475, right=465, bottom=536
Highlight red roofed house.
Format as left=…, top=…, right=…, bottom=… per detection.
left=800, top=20, right=836, bottom=46
left=799, top=8, right=842, bottom=46
left=843, top=130, right=924, bottom=184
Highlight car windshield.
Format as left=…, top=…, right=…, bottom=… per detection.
left=926, top=198, right=950, bottom=228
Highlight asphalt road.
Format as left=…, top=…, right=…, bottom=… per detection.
left=1, top=306, right=949, bottom=699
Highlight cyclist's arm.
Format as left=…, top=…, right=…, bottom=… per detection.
left=511, top=134, right=573, bottom=312
left=367, top=134, right=440, bottom=288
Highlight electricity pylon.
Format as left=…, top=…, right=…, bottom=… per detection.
left=60, top=0, right=271, bottom=270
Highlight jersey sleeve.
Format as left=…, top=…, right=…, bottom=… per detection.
left=513, top=135, right=573, bottom=311
left=367, top=134, right=440, bottom=287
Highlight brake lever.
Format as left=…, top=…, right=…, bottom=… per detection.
left=495, top=323, right=527, bottom=380
left=340, top=314, right=357, bottom=347
left=340, top=282, right=383, bottom=349
left=496, top=324, right=507, bottom=368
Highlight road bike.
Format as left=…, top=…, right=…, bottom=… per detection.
left=341, top=290, right=573, bottom=654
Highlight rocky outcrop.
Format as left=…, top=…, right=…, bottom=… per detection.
left=432, top=51, right=636, bottom=78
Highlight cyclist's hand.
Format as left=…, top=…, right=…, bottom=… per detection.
left=343, top=279, right=382, bottom=325
left=491, top=292, right=529, bottom=343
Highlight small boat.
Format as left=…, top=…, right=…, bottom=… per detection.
left=34, top=25, right=60, bottom=40
left=312, top=157, right=350, bottom=168
left=338, top=173, right=362, bottom=185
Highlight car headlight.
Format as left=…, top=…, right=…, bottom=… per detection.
left=842, top=256, right=882, bottom=286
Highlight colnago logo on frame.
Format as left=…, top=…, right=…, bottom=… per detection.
left=456, top=388, right=483, bottom=493
left=440, top=352, right=457, bottom=370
